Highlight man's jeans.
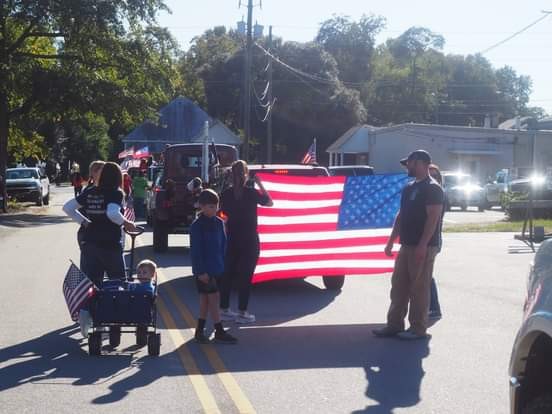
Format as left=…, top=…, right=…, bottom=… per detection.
left=430, top=277, right=442, bottom=314
left=386, top=245, right=439, bottom=335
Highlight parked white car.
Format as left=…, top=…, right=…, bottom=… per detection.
left=6, top=167, right=50, bottom=206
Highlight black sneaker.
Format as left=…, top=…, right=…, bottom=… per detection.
left=214, top=330, right=237, bottom=344
left=372, top=326, right=402, bottom=338
left=194, top=332, right=210, bottom=344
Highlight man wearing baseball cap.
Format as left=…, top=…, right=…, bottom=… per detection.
left=373, top=149, right=444, bottom=340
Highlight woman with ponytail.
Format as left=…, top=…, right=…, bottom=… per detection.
left=219, top=160, right=273, bottom=323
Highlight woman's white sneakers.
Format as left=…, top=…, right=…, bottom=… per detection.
left=236, top=311, right=255, bottom=324
left=220, top=308, right=256, bottom=324
left=220, top=308, right=238, bottom=321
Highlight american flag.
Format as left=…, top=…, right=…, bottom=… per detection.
left=300, top=139, right=317, bottom=165
left=63, top=263, right=94, bottom=321
left=253, top=173, right=409, bottom=283
left=124, top=205, right=135, bottom=222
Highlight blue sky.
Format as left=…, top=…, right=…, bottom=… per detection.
left=158, top=0, right=552, bottom=114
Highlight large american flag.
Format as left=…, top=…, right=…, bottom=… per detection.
left=253, top=173, right=409, bottom=283
left=63, top=263, right=94, bottom=321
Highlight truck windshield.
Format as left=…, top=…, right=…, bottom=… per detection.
left=7, top=169, right=38, bottom=179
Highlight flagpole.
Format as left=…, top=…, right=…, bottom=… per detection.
left=313, top=138, right=317, bottom=164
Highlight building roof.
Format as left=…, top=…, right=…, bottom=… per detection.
left=122, top=97, right=241, bottom=152
left=327, top=122, right=552, bottom=153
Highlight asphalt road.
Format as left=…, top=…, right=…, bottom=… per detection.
left=0, top=186, right=532, bottom=413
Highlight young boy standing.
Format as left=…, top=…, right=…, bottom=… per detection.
left=190, top=189, right=237, bottom=344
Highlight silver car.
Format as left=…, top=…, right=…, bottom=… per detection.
left=509, top=239, right=552, bottom=413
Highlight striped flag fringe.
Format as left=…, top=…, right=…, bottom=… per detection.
left=63, top=262, right=94, bottom=321
left=253, top=173, right=409, bottom=283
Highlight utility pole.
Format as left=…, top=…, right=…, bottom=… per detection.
left=267, top=25, right=273, bottom=163
left=242, top=0, right=254, bottom=161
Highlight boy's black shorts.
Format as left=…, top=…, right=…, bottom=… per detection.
left=195, top=274, right=220, bottom=294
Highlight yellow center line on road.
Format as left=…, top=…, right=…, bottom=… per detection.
left=156, top=296, right=221, bottom=414
left=132, top=236, right=256, bottom=414
left=157, top=268, right=257, bottom=414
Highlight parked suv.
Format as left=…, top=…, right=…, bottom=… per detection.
left=148, top=143, right=238, bottom=252
left=247, top=163, right=345, bottom=290
left=6, top=167, right=50, bottom=206
left=509, top=239, right=552, bottom=413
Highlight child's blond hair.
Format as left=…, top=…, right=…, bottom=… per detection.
left=137, top=259, right=157, bottom=278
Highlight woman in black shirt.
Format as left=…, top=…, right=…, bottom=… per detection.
left=64, top=162, right=137, bottom=286
left=219, top=160, right=273, bottom=324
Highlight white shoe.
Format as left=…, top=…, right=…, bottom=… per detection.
left=236, top=311, right=256, bottom=324
left=220, top=308, right=238, bottom=321
left=79, top=310, right=92, bottom=338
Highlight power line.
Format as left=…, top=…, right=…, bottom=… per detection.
left=480, top=11, right=552, bottom=54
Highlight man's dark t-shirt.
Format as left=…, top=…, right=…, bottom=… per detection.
left=76, top=187, right=124, bottom=247
left=399, top=177, right=444, bottom=247
left=221, top=187, right=270, bottom=242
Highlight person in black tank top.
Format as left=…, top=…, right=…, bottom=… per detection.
left=219, top=160, right=273, bottom=324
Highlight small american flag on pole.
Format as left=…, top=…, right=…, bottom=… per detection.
left=300, top=139, right=317, bottom=165
left=63, top=262, right=94, bottom=321
left=124, top=205, right=135, bottom=222
left=253, top=173, right=409, bottom=283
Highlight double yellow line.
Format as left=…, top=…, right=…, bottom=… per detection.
left=134, top=238, right=255, bottom=413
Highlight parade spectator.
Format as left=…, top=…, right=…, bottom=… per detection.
left=131, top=170, right=149, bottom=219
left=428, top=163, right=445, bottom=320
left=129, top=259, right=157, bottom=295
left=373, top=150, right=444, bottom=340
left=219, top=160, right=273, bottom=324
left=70, top=163, right=84, bottom=197
left=190, top=189, right=237, bottom=344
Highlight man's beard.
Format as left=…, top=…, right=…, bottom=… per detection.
left=408, top=168, right=416, bottom=177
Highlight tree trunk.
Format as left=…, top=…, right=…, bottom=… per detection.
left=0, top=91, right=8, bottom=213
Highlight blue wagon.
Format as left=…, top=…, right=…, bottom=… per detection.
left=87, top=227, right=161, bottom=356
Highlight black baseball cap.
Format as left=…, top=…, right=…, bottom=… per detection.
left=400, top=149, right=431, bottom=166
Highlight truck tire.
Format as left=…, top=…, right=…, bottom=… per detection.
left=322, top=275, right=345, bottom=290
left=36, top=191, right=43, bottom=206
left=523, top=394, right=552, bottom=414
left=89, top=333, right=102, bottom=356
left=153, top=218, right=169, bottom=252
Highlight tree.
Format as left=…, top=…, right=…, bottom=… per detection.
left=316, top=14, right=386, bottom=86
left=0, top=0, right=170, bottom=211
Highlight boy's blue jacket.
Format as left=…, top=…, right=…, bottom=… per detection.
left=190, top=214, right=226, bottom=277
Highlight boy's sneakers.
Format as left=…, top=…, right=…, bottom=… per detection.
left=194, top=332, right=211, bottom=344
left=78, top=309, right=93, bottom=338
left=220, top=308, right=238, bottom=321
left=214, top=330, right=238, bottom=344
left=236, top=311, right=256, bottom=324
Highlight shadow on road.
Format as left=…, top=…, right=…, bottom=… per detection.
left=0, top=213, right=70, bottom=228
left=0, top=324, right=186, bottom=405
left=122, top=232, right=427, bottom=412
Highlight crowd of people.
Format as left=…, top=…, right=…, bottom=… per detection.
left=61, top=149, right=445, bottom=345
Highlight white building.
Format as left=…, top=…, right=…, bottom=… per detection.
left=327, top=123, right=552, bottom=180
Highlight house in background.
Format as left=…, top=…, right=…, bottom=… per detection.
left=327, top=122, right=552, bottom=181
left=122, top=96, right=241, bottom=153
